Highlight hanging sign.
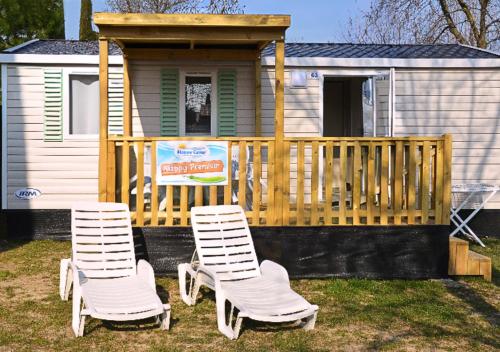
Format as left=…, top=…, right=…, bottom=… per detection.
left=156, top=141, right=229, bottom=186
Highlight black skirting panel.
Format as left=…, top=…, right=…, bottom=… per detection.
left=0, top=209, right=71, bottom=240
left=134, top=225, right=449, bottom=279
left=1, top=209, right=450, bottom=279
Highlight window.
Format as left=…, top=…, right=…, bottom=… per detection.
left=180, top=72, right=217, bottom=136
left=62, top=68, right=101, bottom=139
left=184, top=75, right=212, bottom=135
left=67, top=73, right=99, bottom=136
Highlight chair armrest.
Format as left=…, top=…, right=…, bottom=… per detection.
left=67, top=262, right=86, bottom=290
left=137, top=259, right=156, bottom=291
left=196, top=265, right=222, bottom=289
left=260, top=260, right=290, bottom=286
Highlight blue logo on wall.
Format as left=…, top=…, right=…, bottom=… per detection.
left=14, top=188, right=41, bottom=200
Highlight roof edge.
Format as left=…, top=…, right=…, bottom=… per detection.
left=0, top=53, right=123, bottom=65
left=3, top=39, right=39, bottom=53
left=458, top=43, right=500, bottom=57
left=263, top=56, right=500, bottom=68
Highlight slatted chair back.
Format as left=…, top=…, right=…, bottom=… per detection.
left=191, top=205, right=261, bottom=282
left=71, top=202, right=136, bottom=279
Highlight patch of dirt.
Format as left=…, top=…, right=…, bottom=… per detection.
left=0, top=272, right=55, bottom=303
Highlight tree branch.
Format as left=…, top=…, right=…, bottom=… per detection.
left=438, top=0, right=468, bottom=43
left=456, top=0, right=481, bottom=44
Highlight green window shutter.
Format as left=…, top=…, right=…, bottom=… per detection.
left=160, top=68, right=179, bottom=136
left=217, top=70, right=237, bottom=136
left=43, top=69, right=63, bottom=141
left=108, top=71, right=124, bottom=135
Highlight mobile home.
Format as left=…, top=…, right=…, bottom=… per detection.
left=1, top=13, right=499, bottom=278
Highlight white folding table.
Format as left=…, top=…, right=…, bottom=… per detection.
left=450, top=183, right=499, bottom=247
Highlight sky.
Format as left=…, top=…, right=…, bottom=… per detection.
left=63, top=0, right=372, bottom=42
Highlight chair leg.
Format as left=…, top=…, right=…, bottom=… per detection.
left=72, top=290, right=85, bottom=337
left=190, top=279, right=201, bottom=306
left=160, top=305, right=171, bottom=330
left=64, top=267, right=73, bottom=301
left=233, top=314, right=244, bottom=339
left=215, top=291, right=241, bottom=339
left=59, top=259, right=72, bottom=301
left=78, top=312, right=87, bottom=337
left=303, top=311, right=317, bottom=331
left=178, top=264, right=198, bottom=306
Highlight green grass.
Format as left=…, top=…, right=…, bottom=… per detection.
left=0, top=238, right=498, bottom=351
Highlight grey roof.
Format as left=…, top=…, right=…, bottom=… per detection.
left=4, top=40, right=123, bottom=55
left=3, top=39, right=499, bottom=59
left=262, top=43, right=500, bottom=59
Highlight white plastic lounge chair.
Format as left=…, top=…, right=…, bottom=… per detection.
left=178, top=205, right=318, bottom=339
left=59, top=202, right=170, bottom=337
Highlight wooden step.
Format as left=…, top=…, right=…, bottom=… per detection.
left=449, top=237, right=469, bottom=275
left=448, top=237, right=492, bottom=282
left=467, top=251, right=492, bottom=282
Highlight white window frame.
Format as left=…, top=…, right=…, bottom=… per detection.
left=62, top=67, right=100, bottom=140
left=318, top=69, right=393, bottom=138
left=179, top=70, right=218, bottom=137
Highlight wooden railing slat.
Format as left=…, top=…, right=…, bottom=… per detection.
left=252, top=141, right=262, bottom=225
left=407, top=141, right=417, bottom=225
left=434, top=141, right=444, bottom=223
left=442, top=134, right=453, bottom=225
left=393, top=141, right=403, bottom=225
left=207, top=186, right=216, bottom=206
left=180, top=185, right=188, bottom=226
left=238, top=141, right=247, bottom=209
left=151, top=141, right=159, bottom=226
left=380, top=143, right=389, bottom=225
left=325, top=141, right=334, bottom=225
left=136, top=141, right=145, bottom=226
left=195, top=186, right=203, bottom=206
left=367, top=143, right=375, bottom=225
left=121, top=141, right=130, bottom=206
left=283, top=141, right=291, bottom=225
left=311, top=141, right=319, bottom=225
left=106, top=141, right=116, bottom=202
left=267, top=141, right=275, bottom=225
left=224, top=143, right=233, bottom=205
left=421, top=141, right=431, bottom=224
left=296, top=141, right=305, bottom=226
left=352, top=141, right=361, bottom=225
left=166, top=185, right=174, bottom=226
left=339, top=141, right=347, bottom=225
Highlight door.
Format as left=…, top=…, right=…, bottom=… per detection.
left=323, top=77, right=365, bottom=137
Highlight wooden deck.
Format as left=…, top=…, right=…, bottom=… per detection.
left=105, top=135, right=452, bottom=227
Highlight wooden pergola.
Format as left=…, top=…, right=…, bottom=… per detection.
left=94, top=13, right=290, bottom=222
left=93, top=13, right=451, bottom=228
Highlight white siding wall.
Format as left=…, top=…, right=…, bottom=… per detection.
left=5, top=64, right=121, bottom=209
left=393, top=69, right=500, bottom=209
left=5, top=62, right=500, bottom=210
left=261, top=67, right=321, bottom=136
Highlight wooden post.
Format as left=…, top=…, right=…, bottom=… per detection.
left=255, top=56, right=262, bottom=137
left=442, top=134, right=453, bottom=224
left=98, top=38, right=109, bottom=202
left=123, top=53, right=132, bottom=137
left=274, top=39, right=285, bottom=225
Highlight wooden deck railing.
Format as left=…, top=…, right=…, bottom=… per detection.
left=106, top=135, right=452, bottom=226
